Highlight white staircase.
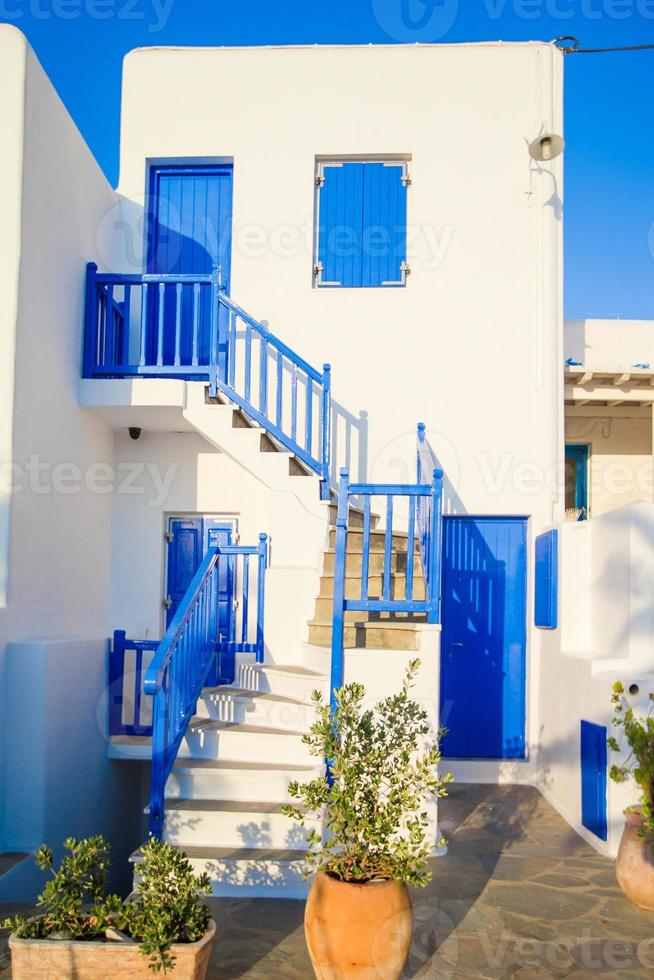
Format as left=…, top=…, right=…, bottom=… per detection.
left=125, top=661, right=328, bottom=899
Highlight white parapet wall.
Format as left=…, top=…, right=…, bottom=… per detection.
left=0, top=639, right=142, bottom=903
left=538, top=503, right=654, bottom=856
left=0, top=27, right=121, bottom=860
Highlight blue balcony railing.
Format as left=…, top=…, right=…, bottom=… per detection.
left=84, top=263, right=331, bottom=497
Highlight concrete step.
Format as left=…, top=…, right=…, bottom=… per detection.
left=328, top=504, right=380, bottom=530
left=195, top=686, right=315, bottom=732
left=238, top=663, right=328, bottom=702
left=166, top=758, right=320, bottom=803
left=307, top=619, right=423, bottom=651
left=318, top=572, right=426, bottom=600
left=322, top=549, right=410, bottom=576
left=328, top=527, right=419, bottom=553
left=162, top=799, right=320, bottom=850
left=133, top=845, right=310, bottom=899
left=183, top=719, right=313, bottom=765
left=313, top=596, right=426, bottom=622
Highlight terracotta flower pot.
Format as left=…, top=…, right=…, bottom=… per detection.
left=8, top=918, right=216, bottom=980
left=616, top=807, right=654, bottom=911
left=304, top=872, right=412, bottom=979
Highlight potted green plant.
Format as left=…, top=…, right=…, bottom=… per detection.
left=608, top=681, right=654, bottom=910
left=3, top=836, right=215, bottom=978
left=282, top=658, right=453, bottom=979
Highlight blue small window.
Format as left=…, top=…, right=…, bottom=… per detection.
left=314, top=159, right=409, bottom=288
left=565, top=444, right=589, bottom=520
left=581, top=721, right=608, bottom=841
left=535, top=529, right=558, bottom=629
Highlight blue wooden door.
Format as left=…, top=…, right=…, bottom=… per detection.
left=148, top=164, right=233, bottom=372
left=581, top=721, right=608, bottom=840
left=166, top=518, right=235, bottom=684
left=440, top=517, right=527, bottom=759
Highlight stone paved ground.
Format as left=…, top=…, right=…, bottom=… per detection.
left=2, top=784, right=653, bottom=978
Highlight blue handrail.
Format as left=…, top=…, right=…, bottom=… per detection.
left=83, top=263, right=331, bottom=498
left=143, top=535, right=268, bottom=838
left=330, top=456, right=443, bottom=714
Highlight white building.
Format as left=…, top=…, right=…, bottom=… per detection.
left=0, top=25, right=649, bottom=900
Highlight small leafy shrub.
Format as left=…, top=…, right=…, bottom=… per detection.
left=608, top=681, right=654, bottom=844
left=1, top=836, right=211, bottom=973
left=282, top=658, right=453, bottom=886
left=2, top=837, right=116, bottom=941
left=126, top=839, right=211, bottom=973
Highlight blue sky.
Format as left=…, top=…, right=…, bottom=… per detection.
left=2, top=0, right=653, bottom=319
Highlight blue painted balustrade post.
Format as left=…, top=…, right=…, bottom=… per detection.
left=320, top=364, right=332, bottom=500
left=83, top=262, right=99, bottom=377
left=330, top=469, right=349, bottom=716
left=416, top=422, right=426, bottom=482
left=256, top=533, right=268, bottom=664
left=149, top=684, right=167, bottom=838
left=427, top=468, right=444, bottom=624
left=209, top=265, right=221, bottom=397
left=108, top=629, right=126, bottom=736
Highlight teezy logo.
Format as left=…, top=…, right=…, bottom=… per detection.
left=372, top=0, right=459, bottom=41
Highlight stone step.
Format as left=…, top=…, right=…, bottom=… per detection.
left=166, top=759, right=321, bottom=804
left=162, top=799, right=320, bottom=851
left=318, top=572, right=426, bottom=600
left=238, top=663, right=328, bottom=702
left=133, top=845, right=310, bottom=899
left=183, top=719, right=313, bottom=766
left=312, top=595, right=426, bottom=622
left=195, top=686, right=314, bottom=732
left=307, top=619, right=424, bottom=651
left=328, top=504, right=380, bottom=530
left=322, top=549, right=410, bottom=576
left=328, top=527, right=420, bottom=553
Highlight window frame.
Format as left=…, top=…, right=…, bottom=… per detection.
left=313, top=157, right=411, bottom=289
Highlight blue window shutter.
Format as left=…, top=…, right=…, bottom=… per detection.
left=317, top=162, right=407, bottom=287
left=580, top=721, right=608, bottom=840
left=534, top=529, right=558, bottom=629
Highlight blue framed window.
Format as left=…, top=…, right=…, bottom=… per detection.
left=534, top=529, right=558, bottom=629
left=565, top=444, right=589, bottom=520
left=314, top=159, right=409, bottom=288
left=580, top=720, right=608, bottom=841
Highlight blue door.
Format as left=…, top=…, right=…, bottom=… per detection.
left=580, top=721, right=608, bottom=840
left=165, top=518, right=235, bottom=684
left=440, top=517, right=528, bottom=759
left=148, top=163, right=233, bottom=373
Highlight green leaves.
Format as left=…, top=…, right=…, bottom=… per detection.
left=283, top=659, right=453, bottom=887
left=127, top=839, right=211, bottom=973
left=1, top=836, right=211, bottom=974
left=607, top=681, right=654, bottom=846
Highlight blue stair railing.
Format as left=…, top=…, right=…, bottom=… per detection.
left=141, top=535, right=268, bottom=838
left=84, top=263, right=331, bottom=498
left=330, top=447, right=443, bottom=713
left=416, top=422, right=444, bottom=620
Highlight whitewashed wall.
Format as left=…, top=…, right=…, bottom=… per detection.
left=566, top=319, right=654, bottom=370
left=0, top=28, right=135, bottom=872
left=117, top=42, right=564, bottom=525
left=537, top=504, right=654, bottom=856
left=110, top=430, right=271, bottom=639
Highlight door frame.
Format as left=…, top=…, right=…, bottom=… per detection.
left=162, top=513, right=238, bottom=635
left=440, top=514, right=529, bottom=761
left=145, top=157, right=235, bottom=283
